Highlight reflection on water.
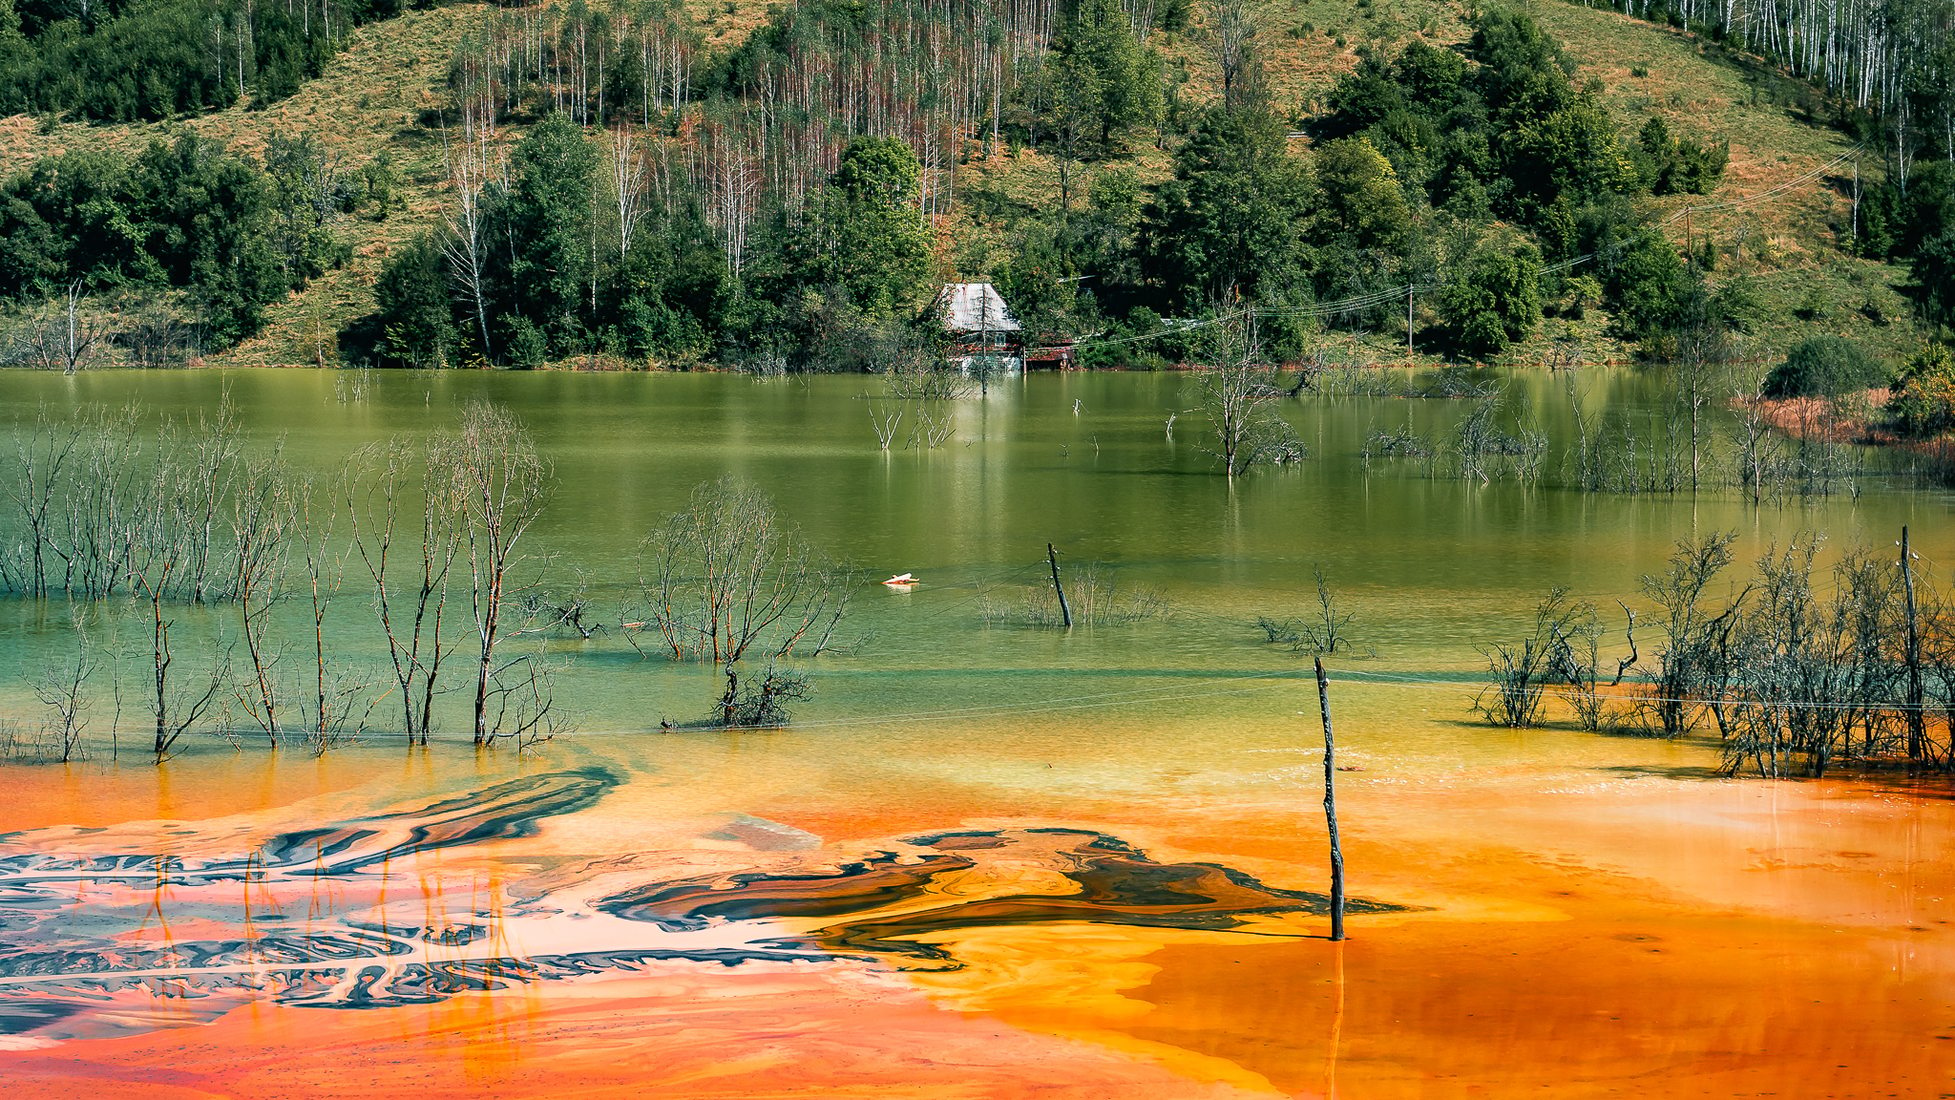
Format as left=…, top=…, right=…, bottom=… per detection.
left=598, top=826, right=1405, bottom=967
left=0, top=770, right=1400, bottom=1047
left=0, top=372, right=1951, bottom=1095
left=0, top=368, right=1944, bottom=743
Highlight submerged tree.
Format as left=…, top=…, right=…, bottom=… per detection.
left=347, top=435, right=465, bottom=748
left=1189, top=310, right=1304, bottom=477
left=229, top=447, right=296, bottom=746
left=710, top=660, right=811, bottom=729
left=1477, top=587, right=1601, bottom=728
left=1639, top=532, right=1746, bottom=738
left=632, top=478, right=852, bottom=664
left=455, top=402, right=553, bottom=747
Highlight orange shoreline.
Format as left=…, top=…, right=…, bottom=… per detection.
left=0, top=727, right=1949, bottom=1098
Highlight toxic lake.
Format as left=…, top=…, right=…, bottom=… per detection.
left=0, top=368, right=1950, bottom=1098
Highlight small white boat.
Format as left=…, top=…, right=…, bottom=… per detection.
left=882, top=573, right=918, bottom=587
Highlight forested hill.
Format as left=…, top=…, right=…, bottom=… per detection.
left=0, top=0, right=1949, bottom=388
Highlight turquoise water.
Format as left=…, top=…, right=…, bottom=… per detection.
left=0, top=368, right=1946, bottom=757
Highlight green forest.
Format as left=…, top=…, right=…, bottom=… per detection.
left=0, top=0, right=1951, bottom=416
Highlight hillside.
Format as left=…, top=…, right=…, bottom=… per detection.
left=953, top=0, right=1921, bottom=368
left=0, top=0, right=1939, bottom=370
left=0, top=4, right=486, bottom=367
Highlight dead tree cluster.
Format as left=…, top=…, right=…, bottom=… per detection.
left=628, top=477, right=853, bottom=728
left=1, top=402, right=869, bottom=755
left=447, top=0, right=1065, bottom=281
left=1479, top=528, right=1955, bottom=778
left=0, top=401, right=566, bottom=761
left=1601, top=0, right=1955, bottom=180
left=1366, top=374, right=1866, bottom=499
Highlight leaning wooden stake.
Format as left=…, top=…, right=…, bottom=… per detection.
left=1902, top=525, right=1925, bottom=761
left=1315, top=656, right=1346, bottom=942
left=1047, top=543, right=1073, bottom=629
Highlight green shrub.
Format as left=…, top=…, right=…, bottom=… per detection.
left=1761, top=336, right=1887, bottom=398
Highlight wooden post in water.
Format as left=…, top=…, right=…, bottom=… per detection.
left=1047, top=543, right=1073, bottom=629
left=1903, top=525, right=1925, bottom=761
left=1315, top=656, right=1346, bottom=942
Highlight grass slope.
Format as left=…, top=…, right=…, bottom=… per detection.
left=0, top=5, right=489, bottom=367
left=0, top=0, right=1924, bottom=368
left=956, top=0, right=1920, bottom=368
left=1526, top=2, right=1916, bottom=363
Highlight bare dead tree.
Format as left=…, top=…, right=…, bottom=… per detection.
left=1301, top=565, right=1355, bottom=655
left=347, top=436, right=465, bottom=747
left=481, top=648, right=568, bottom=749
left=911, top=408, right=958, bottom=449
left=1204, top=0, right=1258, bottom=111
left=869, top=403, right=904, bottom=450
left=1610, top=600, right=1639, bottom=687
left=703, top=659, right=809, bottom=729
left=443, top=102, right=501, bottom=364
left=455, top=402, right=552, bottom=747
left=1191, top=310, right=1304, bottom=478
left=525, top=570, right=603, bottom=639
left=633, top=478, right=853, bottom=665
left=130, top=459, right=227, bottom=762
left=11, top=282, right=108, bottom=373
left=4, top=406, right=83, bottom=597
left=182, top=396, right=246, bottom=605
left=229, top=447, right=294, bottom=746
left=1477, top=588, right=1603, bottom=729
left=59, top=405, right=147, bottom=600
left=289, top=475, right=368, bottom=751
left=34, top=603, right=96, bottom=763
left=1666, top=312, right=1736, bottom=494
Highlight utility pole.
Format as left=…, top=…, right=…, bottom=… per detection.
left=1314, top=657, right=1346, bottom=942
left=1406, top=283, right=1414, bottom=362
left=1047, top=543, right=1072, bottom=630
left=1852, top=158, right=1861, bottom=246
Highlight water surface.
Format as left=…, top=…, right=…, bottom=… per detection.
left=0, top=370, right=1949, bottom=1097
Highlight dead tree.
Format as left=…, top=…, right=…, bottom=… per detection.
left=443, top=103, right=501, bottom=363
left=707, top=659, right=810, bottom=729
left=1300, top=565, right=1354, bottom=655
left=456, top=403, right=552, bottom=746
left=4, top=406, right=83, bottom=598
left=181, top=398, right=246, bottom=605
left=1191, top=310, right=1303, bottom=478
left=1047, top=543, right=1073, bottom=629
left=293, top=478, right=368, bottom=751
left=1902, top=526, right=1925, bottom=761
left=15, top=282, right=107, bottom=373
left=230, top=448, right=294, bottom=746
left=635, top=478, right=852, bottom=664
left=1315, top=656, right=1346, bottom=942
left=1204, top=0, right=1259, bottom=111
left=131, top=462, right=226, bottom=762
left=34, top=604, right=96, bottom=763
left=348, top=437, right=465, bottom=747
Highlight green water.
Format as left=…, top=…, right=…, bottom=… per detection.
left=0, top=368, right=1948, bottom=764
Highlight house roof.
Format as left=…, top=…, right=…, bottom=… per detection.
left=938, top=283, right=1021, bottom=333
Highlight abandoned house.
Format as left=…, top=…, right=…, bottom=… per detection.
left=936, top=282, right=1025, bottom=374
